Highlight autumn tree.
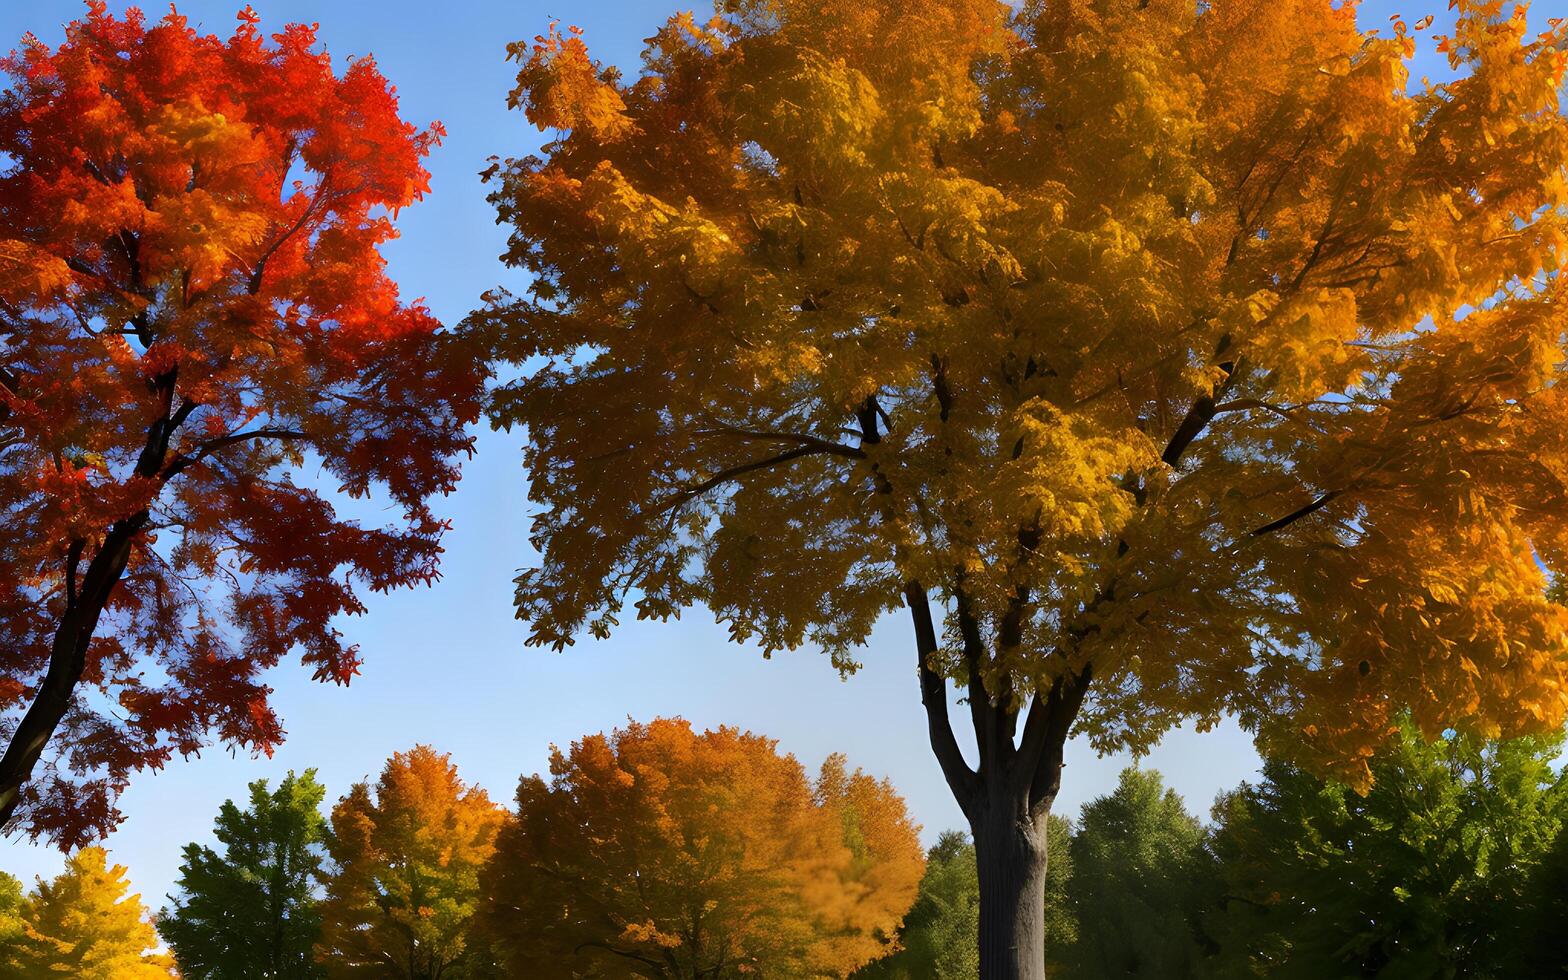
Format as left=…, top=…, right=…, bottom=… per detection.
left=317, top=746, right=504, bottom=979
left=0, top=872, right=21, bottom=951
left=478, top=717, right=925, bottom=978
left=0, top=3, right=486, bottom=844
left=1202, top=722, right=1568, bottom=978
left=161, top=770, right=329, bottom=979
left=477, top=0, right=1568, bottom=975
left=0, top=846, right=175, bottom=978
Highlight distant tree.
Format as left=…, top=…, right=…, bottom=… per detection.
left=0, top=846, right=175, bottom=978
left=1203, top=722, right=1568, bottom=978
left=477, top=0, right=1568, bottom=973
left=478, top=718, right=925, bottom=978
left=0, top=0, right=486, bottom=846
left=1510, top=814, right=1568, bottom=977
left=1061, top=768, right=1208, bottom=980
left=161, top=770, right=329, bottom=979
left=857, top=820, right=1073, bottom=980
left=316, top=747, right=504, bottom=979
left=0, top=871, right=21, bottom=951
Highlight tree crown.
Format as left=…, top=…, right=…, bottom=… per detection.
left=480, top=0, right=1568, bottom=785
left=0, top=3, right=486, bottom=843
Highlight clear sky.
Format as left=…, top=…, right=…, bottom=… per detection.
left=0, top=0, right=1489, bottom=909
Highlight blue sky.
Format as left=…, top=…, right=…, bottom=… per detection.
left=0, top=0, right=1498, bottom=908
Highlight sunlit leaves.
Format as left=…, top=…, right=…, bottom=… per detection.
left=0, top=847, right=175, bottom=979
left=477, top=718, right=924, bottom=978
left=317, top=747, right=504, bottom=979
left=484, top=0, right=1568, bottom=789
left=0, top=5, right=486, bottom=845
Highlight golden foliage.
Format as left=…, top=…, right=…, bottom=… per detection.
left=481, top=0, right=1568, bottom=788
left=477, top=718, right=924, bottom=977
left=316, top=746, right=505, bottom=978
left=0, top=847, right=175, bottom=979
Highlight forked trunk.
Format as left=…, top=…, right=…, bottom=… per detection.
left=972, top=803, right=1051, bottom=980
left=907, top=581, right=1090, bottom=980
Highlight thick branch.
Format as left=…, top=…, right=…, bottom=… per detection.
left=908, top=581, right=979, bottom=813
left=1162, top=346, right=1238, bottom=467
left=953, top=585, right=1004, bottom=774
left=1024, top=665, right=1093, bottom=817
left=1250, top=490, right=1339, bottom=537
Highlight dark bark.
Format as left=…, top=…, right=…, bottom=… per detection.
left=0, top=513, right=145, bottom=827
left=0, top=369, right=185, bottom=832
left=907, top=583, right=1092, bottom=980
left=973, top=802, right=1050, bottom=980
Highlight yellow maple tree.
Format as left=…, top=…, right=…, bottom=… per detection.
left=475, top=0, right=1568, bottom=975
left=477, top=718, right=924, bottom=978
left=315, top=746, right=505, bottom=979
left=0, top=847, right=175, bottom=979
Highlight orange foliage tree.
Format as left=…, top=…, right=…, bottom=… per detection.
left=476, top=0, right=1568, bottom=975
left=478, top=718, right=924, bottom=978
left=0, top=4, right=485, bottom=844
left=316, top=745, right=505, bottom=979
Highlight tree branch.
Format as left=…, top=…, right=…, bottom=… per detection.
left=1162, top=343, right=1238, bottom=468
left=1250, top=490, right=1339, bottom=537
left=162, top=428, right=312, bottom=479
left=907, top=581, right=979, bottom=813
left=649, top=443, right=863, bottom=516
left=953, top=585, right=1002, bottom=774
left=1025, top=664, right=1093, bottom=817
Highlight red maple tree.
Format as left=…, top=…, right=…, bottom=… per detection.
left=0, top=3, right=486, bottom=846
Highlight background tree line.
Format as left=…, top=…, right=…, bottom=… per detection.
left=868, top=720, right=1568, bottom=980
left=1, top=716, right=1564, bottom=978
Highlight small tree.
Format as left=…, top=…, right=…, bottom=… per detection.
left=1062, top=769, right=1208, bottom=979
left=478, top=718, right=925, bottom=978
left=1203, top=722, right=1568, bottom=978
left=1, top=846, right=175, bottom=978
left=317, top=746, right=504, bottom=979
left=161, top=770, right=329, bottom=979
left=477, top=1, right=1568, bottom=974
left=0, top=3, right=486, bottom=844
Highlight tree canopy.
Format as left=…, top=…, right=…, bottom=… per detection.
left=478, top=5, right=1568, bottom=967
left=481, top=0, right=1568, bottom=774
left=0, top=1, right=487, bottom=845
left=1203, top=720, right=1568, bottom=978
left=161, top=770, right=329, bottom=980
left=0, top=846, right=175, bottom=979
left=478, top=717, right=925, bottom=978
left=317, top=746, right=505, bottom=979
left=1063, top=768, right=1209, bottom=979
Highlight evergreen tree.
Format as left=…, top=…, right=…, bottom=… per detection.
left=1062, top=768, right=1209, bottom=980
left=161, top=770, right=329, bottom=979
left=1509, top=813, right=1568, bottom=978
left=1204, top=722, right=1567, bottom=978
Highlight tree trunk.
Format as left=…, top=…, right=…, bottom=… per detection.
left=906, top=580, right=1091, bottom=980
left=973, top=802, right=1051, bottom=980
left=0, top=367, right=182, bottom=832
left=0, top=518, right=143, bottom=829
